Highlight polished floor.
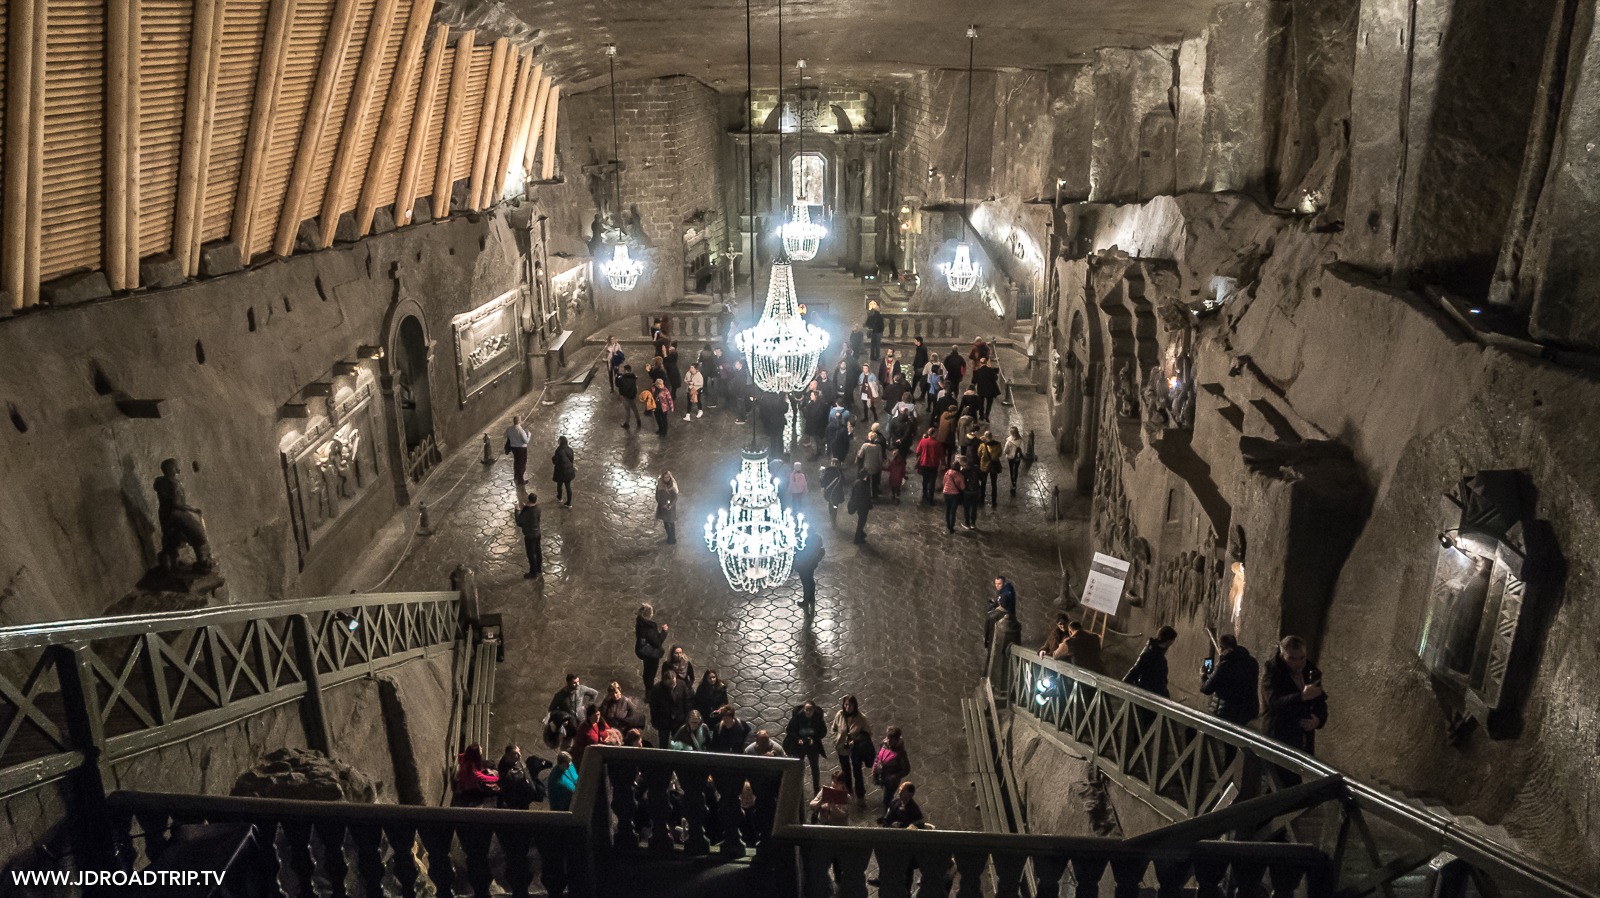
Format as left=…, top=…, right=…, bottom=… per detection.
left=341, top=270, right=1089, bottom=830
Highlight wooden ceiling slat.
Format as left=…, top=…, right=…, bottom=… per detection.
left=173, top=0, right=227, bottom=275
left=539, top=83, right=560, bottom=181
left=466, top=38, right=506, bottom=212
left=356, top=0, right=433, bottom=235
left=201, top=0, right=270, bottom=243
left=393, top=23, right=445, bottom=226
left=503, top=62, right=542, bottom=199
left=414, top=40, right=451, bottom=207
left=521, top=75, right=550, bottom=176
left=450, top=44, right=489, bottom=183
left=273, top=0, right=361, bottom=256
left=136, top=0, right=189, bottom=258
left=300, top=0, right=374, bottom=242
left=317, top=0, right=397, bottom=247
left=431, top=30, right=471, bottom=218
left=341, top=0, right=405, bottom=228
left=39, top=0, right=104, bottom=282
left=251, top=0, right=331, bottom=257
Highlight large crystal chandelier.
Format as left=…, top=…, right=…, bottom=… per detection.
left=705, top=451, right=808, bottom=592
left=942, top=242, right=979, bottom=293
left=736, top=261, right=829, bottom=393
left=604, top=243, right=643, bottom=292
left=781, top=204, right=825, bottom=261
left=945, top=26, right=982, bottom=294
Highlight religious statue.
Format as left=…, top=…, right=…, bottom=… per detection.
left=1141, top=365, right=1171, bottom=431
left=1112, top=362, right=1139, bottom=419
left=154, top=458, right=214, bottom=572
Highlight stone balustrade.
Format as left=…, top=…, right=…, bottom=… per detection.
left=639, top=310, right=729, bottom=341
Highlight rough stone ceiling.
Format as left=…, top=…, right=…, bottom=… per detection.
left=484, top=0, right=1228, bottom=91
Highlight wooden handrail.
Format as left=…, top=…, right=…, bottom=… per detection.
left=107, top=789, right=586, bottom=831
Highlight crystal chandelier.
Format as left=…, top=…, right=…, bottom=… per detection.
left=704, top=451, right=808, bottom=592
left=942, top=242, right=979, bottom=294
left=604, top=243, right=642, bottom=292
left=945, top=26, right=982, bottom=294
left=736, top=261, right=830, bottom=393
left=781, top=204, right=825, bottom=261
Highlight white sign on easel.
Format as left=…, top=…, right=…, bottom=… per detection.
left=1080, top=552, right=1131, bottom=616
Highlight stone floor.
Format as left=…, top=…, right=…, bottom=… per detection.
left=340, top=268, right=1090, bottom=831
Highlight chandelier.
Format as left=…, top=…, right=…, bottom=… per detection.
left=945, top=26, right=982, bottom=294
left=781, top=204, right=825, bottom=261
left=942, top=242, right=979, bottom=294
left=704, top=451, right=808, bottom=592
left=735, top=260, right=830, bottom=393
left=604, top=243, right=642, bottom=292
left=600, top=44, right=641, bottom=292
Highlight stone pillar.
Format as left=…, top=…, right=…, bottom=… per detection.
left=1199, top=1, right=1289, bottom=196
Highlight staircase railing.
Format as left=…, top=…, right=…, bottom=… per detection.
left=1004, top=647, right=1594, bottom=898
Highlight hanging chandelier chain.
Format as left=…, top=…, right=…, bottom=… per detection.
left=961, top=26, right=975, bottom=242
left=609, top=48, right=622, bottom=230
left=744, top=0, right=759, bottom=319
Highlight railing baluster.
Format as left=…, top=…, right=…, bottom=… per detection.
left=834, top=845, right=872, bottom=898
left=500, top=828, right=536, bottom=898
left=1269, top=861, right=1307, bottom=898
left=417, top=825, right=455, bottom=897
left=993, top=851, right=1027, bottom=898
left=350, top=824, right=386, bottom=898
left=801, top=842, right=836, bottom=898
left=459, top=826, right=494, bottom=896
left=314, top=821, right=351, bottom=898
left=532, top=831, right=572, bottom=898
left=953, top=850, right=988, bottom=898
left=384, top=825, right=421, bottom=898
left=750, top=773, right=783, bottom=859
left=280, top=820, right=318, bottom=898
left=876, top=847, right=915, bottom=898
left=1110, top=857, right=1147, bottom=898
left=1193, top=857, right=1228, bottom=898
left=1032, top=855, right=1069, bottom=898
left=913, top=850, right=956, bottom=898
left=682, top=770, right=711, bottom=856
left=710, top=770, right=746, bottom=858
left=1153, top=859, right=1190, bottom=898
left=641, top=764, right=672, bottom=850
left=1069, top=857, right=1107, bottom=898
left=607, top=759, right=641, bottom=848
left=1233, top=861, right=1269, bottom=898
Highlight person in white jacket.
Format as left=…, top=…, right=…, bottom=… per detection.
left=683, top=364, right=706, bottom=420
left=1002, top=425, right=1025, bottom=496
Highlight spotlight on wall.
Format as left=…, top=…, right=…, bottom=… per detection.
left=333, top=361, right=361, bottom=377
left=333, top=611, right=360, bottom=633
left=357, top=344, right=385, bottom=360
left=1438, top=529, right=1460, bottom=550
left=304, top=382, right=334, bottom=398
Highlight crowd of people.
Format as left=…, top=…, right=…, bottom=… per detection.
left=450, top=600, right=934, bottom=833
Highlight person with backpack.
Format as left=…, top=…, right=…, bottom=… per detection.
left=496, top=744, right=549, bottom=809
left=617, top=365, right=642, bottom=430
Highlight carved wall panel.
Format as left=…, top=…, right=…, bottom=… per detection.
left=453, top=289, right=525, bottom=404
left=283, top=385, right=385, bottom=568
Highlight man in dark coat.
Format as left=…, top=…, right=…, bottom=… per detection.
left=1200, top=634, right=1260, bottom=726
left=864, top=303, right=886, bottom=360
left=1261, top=635, right=1327, bottom=754
left=985, top=576, right=1017, bottom=649
left=515, top=494, right=543, bottom=579
left=911, top=336, right=930, bottom=398
left=1124, top=626, right=1178, bottom=698
left=709, top=705, right=753, bottom=753
left=943, top=347, right=967, bottom=394
left=548, top=674, right=599, bottom=748
left=847, top=469, right=873, bottom=544
left=972, top=357, right=1001, bottom=421
left=794, top=535, right=825, bottom=614
left=617, top=365, right=642, bottom=429
left=648, top=669, right=693, bottom=748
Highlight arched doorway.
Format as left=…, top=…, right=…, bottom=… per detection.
left=393, top=315, right=439, bottom=484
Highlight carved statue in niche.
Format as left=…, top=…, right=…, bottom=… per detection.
left=845, top=158, right=864, bottom=214
left=1126, top=537, right=1152, bottom=607
left=755, top=159, right=772, bottom=211
left=1141, top=365, right=1171, bottom=432
left=154, top=458, right=214, bottom=572
left=1112, top=362, right=1139, bottom=419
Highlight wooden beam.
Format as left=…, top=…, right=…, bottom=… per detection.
left=539, top=84, right=561, bottom=181
left=124, top=0, right=142, bottom=287
left=478, top=46, right=519, bottom=209
left=354, top=0, right=435, bottom=235
left=521, top=75, right=550, bottom=176
left=4, top=0, right=42, bottom=308
left=317, top=0, right=398, bottom=247
left=488, top=55, right=532, bottom=207
left=173, top=0, right=226, bottom=276
left=393, top=24, right=446, bottom=227
left=22, top=0, right=45, bottom=306
left=231, top=0, right=296, bottom=259
left=466, top=38, right=507, bottom=213
left=273, top=0, right=363, bottom=257
left=431, top=29, right=474, bottom=219
left=503, top=61, right=542, bottom=191
left=104, top=0, right=132, bottom=290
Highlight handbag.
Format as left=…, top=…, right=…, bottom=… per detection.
left=850, top=730, right=875, bottom=764
left=636, top=636, right=663, bottom=660
left=503, top=439, right=513, bottom=455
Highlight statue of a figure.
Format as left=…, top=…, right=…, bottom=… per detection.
left=154, top=458, right=214, bottom=572
left=1113, top=362, right=1138, bottom=419
left=1141, top=366, right=1170, bottom=430
left=587, top=212, right=607, bottom=257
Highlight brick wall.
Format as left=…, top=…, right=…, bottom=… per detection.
left=892, top=73, right=933, bottom=206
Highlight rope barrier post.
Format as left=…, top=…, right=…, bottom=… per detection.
left=481, top=432, right=494, bottom=465
left=417, top=502, right=434, bottom=536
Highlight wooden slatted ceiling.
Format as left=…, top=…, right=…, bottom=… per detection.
left=340, top=0, right=402, bottom=219
left=200, top=0, right=270, bottom=242
left=0, top=0, right=8, bottom=283
left=415, top=43, right=452, bottom=203
left=250, top=0, right=332, bottom=257
left=451, top=44, right=489, bottom=181
left=135, top=0, right=186, bottom=257
left=300, top=0, right=374, bottom=222
left=40, top=0, right=105, bottom=280
left=371, top=19, right=422, bottom=206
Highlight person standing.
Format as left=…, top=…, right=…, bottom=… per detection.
left=1124, top=626, right=1178, bottom=698
left=793, top=534, right=824, bottom=614
left=697, top=344, right=720, bottom=408
left=547, top=675, right=599, bottom=749
left=654, top=471, right=679, bottom=544
left=911, top=337, right=930, bottom=397
left=652, top=378, right=674, bottom=436
left=670, top=710, right=713, bottom=751
left=872, top=727, right=912, bottom=809
left=1002, top=426, right=1024, bottom=496
left=551, top=436, right=575, bottom=508
left=879, top=782, right=925, bottom=829
left=923, top=364, right=943, bottom=414
left=864, top=301, right=886, bottom=360
left=855, top=432, right=885, bottom=498
left=1065, top=620, right=1106, bottom=674
left=663, top=645, right=696, bottom=685
left=821, top=462, right=845, bottom=525
left=495, top=745, right=542, bottom=810
left=960, top=457, right=984, bottom=530
left=857, top=363, right=881, bottom=421
left=617, top=365, right=642, bottom=430
left=602, top=335, right=625, bottom=393
left=848, top=468, right=873, bottom=544
left=831, top=695, right=873, bottom=803
left=972, top=356, right=1001, bottom=421
left=709, top=705, right=754, bottom=753
left=648, top=669, right=693, bottom=748
left=515, top=494, right=543, bottom=579
left=915, top=428, right=945, bottom=506
left=987, top=576, right=1018, bottom=649
left=943, top=346, right=967, bottom=395
left=664, top=341, right=683, bottom=406
left=683, top=363, right=705, bottom=420
left=1201, top=634, right=1261, bottom=727
left=942, top=461, right=966, bottom=534
left=693, top=670, right=731, bottom=722
left=547, top=752, right=578, bottom=811
left=977, top=430, right=1003, bottom=508
left=504, top=415, right=531, bottom=485
left=788, top=461, right=809, bottom=506
left=453, top=743, right=499, bottom=807
left=1261, top=635, right=1327, bottom=754
left=803, top=390, right=830, bottom=458
left=886, top=448, right=907, bottom=502
left=635, top=603, right=667, bottom=692
left=784, top=701, right=829, bottom=792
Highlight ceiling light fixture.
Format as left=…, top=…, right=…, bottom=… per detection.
left=601, top=44, right=642, bottom=292
left=941, top=26, right=982, bottom=294
left=780, top=55, right=826, bottom=261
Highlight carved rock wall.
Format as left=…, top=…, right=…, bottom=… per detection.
left=0, top=214, right=532, bottom=624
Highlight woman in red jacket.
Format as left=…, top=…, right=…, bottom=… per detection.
left=453, top=742, right=499, bottom=807
left=569, top=704, right=613, bottom=764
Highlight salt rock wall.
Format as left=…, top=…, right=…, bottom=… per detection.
left=0, top=213, right=533, bottom=625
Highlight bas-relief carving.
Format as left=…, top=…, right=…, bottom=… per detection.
left=283, top=385, right=385, bottom=567
left=452, top=289, right=524, bottom=404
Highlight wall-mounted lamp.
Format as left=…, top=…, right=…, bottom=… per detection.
left=333, top=361, right=361, bottom=378
left=357, top=344, right=385, bottom=360
left=1438, top=528, right=1461, bottom=549
left=304, top=382, right=334, bottom=398
left=278, top=402, right=310, bottom=420
left=333, top=610, right=360, bottom=633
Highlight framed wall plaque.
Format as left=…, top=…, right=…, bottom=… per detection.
left=282, top=383, right=385, bottom=567
left=452, top=288, right=524, bottom=404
